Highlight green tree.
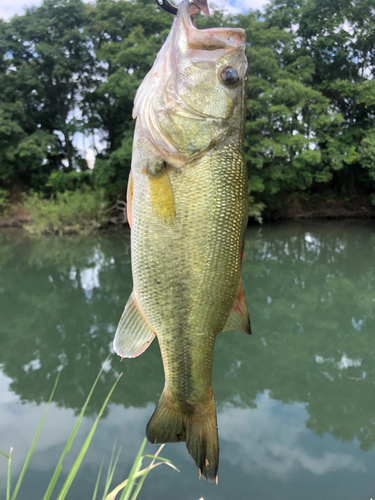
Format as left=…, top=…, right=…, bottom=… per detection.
left=264, top=0, right=375, bottom=202
left=1, top=0, right=375, bottom=214
left=231, top=10, right=346, bottom=214
left=84, top=0, right=173, bottom=197
left=0, top=20, right=56, bottom=193
left=3, top=0, right=94, bottom=179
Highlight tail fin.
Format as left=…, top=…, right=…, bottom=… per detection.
left=186, top=400, right=219, bottom=483
left=146, top=390, right=219, bottom=482
left=146, top=391, right=187, bottom=444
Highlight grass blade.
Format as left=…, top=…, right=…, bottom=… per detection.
left=104, top=461, right=178, bottom=500
left=92, top=459, right=104, bottom=500
left=7, top=448, right=13, bottom=500
left=130, top=444, right=171, bottom=500
left=104, top=469, right=146, bottom=500
left=143, top=455, right=173, bottom=463
left=118, top=438, right=147, bottom=500
left=128, top=451, right=159, bottom=500
left=102, top=446, right=122, bottom=500
left=105, top=443, right=179, bottom=500
left=0, top=450, right=10, bottom=459
left=10, top=371, right=61, bottom=500
left=129, top=469, right=148, bottom=500
left=56, top=372, right=123, bottom=500
left=43, top=355, right=111, bottom=500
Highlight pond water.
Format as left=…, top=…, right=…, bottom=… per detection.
left=0, top=221, right=375, bottom=499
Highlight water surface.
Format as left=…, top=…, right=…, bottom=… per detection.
left=0, top=221, right=374, bottom=499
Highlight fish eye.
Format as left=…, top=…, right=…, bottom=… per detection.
left=221, top=66, right=239, bottom=85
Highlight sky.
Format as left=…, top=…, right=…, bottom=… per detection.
left=0, top=0, right=268, bottom=21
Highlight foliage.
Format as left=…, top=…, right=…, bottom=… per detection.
left=0, top=187, right=10, bottom=214
left=23, top=189, right=110, bottom=234
left=359, top=130, right=375, bottom=187
left=261, top=0, right=375, bottom=203
left=92, top=133, right=133, bottom=199
left=3, top=0, right=95, bottom=173
left=82, top=0, right=173, bottom=198
left=47, top=170, right=94, bottom=194
left=0, top=0, right=375, bottom=217
left=0, top=100, right=57, bottom=190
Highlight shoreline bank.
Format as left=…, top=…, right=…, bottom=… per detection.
left=1, top=196, right=374, bottom=231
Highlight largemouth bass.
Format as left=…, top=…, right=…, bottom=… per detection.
left=114, top=0, right=250, bottom=482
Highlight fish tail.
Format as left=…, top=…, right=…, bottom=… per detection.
left=186, top=393, right=219, bottom=483
left=146, top=390, right=187, bottom=445
left=146, top=389, right=219, bottom=483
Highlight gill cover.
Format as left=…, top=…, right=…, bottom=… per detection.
left=133, top=0, right=247, bottom=162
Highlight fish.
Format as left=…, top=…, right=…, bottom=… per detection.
left=113, top=0, right=250, bottom=483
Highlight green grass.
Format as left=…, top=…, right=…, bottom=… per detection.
left=23, top=189, right=111, bottom=235
left=1, top=358, right=178, bottom=500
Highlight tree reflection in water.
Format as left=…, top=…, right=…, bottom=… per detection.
left=0, top=221, right=374, bottom=452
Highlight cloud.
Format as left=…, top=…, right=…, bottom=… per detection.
left=218, top=391, right=366, bottom=478
left=0, top=0, right=42, bottom=20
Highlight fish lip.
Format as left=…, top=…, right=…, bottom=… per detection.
left=155, top=0, right=210, bottom=18
left=179, top=0, right=246, bottom=50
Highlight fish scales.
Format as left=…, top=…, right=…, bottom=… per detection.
left=132, top=139, right=248, bottom=395
left=114, top=0, right=250, bottom=482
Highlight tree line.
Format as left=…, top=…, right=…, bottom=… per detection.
left=0, top=0, right=374, bottom=219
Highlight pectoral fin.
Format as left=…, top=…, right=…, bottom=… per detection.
left=126, top=170, right=133, bottom=228
left=113, top=291, right=156, bottom=358
left=223, top=280, right=251, bottom=335
left=149, top=169, right=175, bottom=225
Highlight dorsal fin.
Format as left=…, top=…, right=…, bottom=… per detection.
left=113, top=291, right=156, bottom=358
left=222, top=280, right=251, bottom=335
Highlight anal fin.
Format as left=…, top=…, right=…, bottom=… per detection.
left=223, top=280, right=251, bottom=335
left=113, top=291, right=155, bottom=358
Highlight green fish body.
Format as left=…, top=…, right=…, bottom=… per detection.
left=114, top=0, right=250, bottom=482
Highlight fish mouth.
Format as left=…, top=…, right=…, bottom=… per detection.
left=161, top=0, right=245, bottom=50
left=176, top=0, right=246, bottom=51
left=154, top=0, right=210, bottom=17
